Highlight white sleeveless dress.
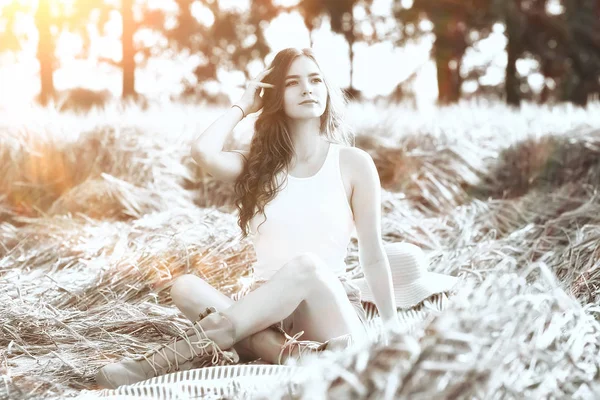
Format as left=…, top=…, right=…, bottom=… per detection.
left=248, top=142, right=355, bottom=280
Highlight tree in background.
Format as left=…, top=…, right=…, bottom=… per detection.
left=118, top=0, right=170, bottom=99
left=328, top=0, right=376, bottom=98
left=3, top=0, right=277, bottom=103
left=498, top=0, right=564, bottom=107
left=394, top=0, right=494, bottom=105
left=94, top=0, right=169, bottom=99
left=2, top=0, right=157, bottom=102
left=554, top=0, right=600, bottom=105
left=32, top=0, right=169, bottom=101
left=394, top=0, right=600, bottom=106
left=294, top=0, right=377, bottom=98
left=297, top=0, right=323, bottom=46
left=165, top=0, right=276, bottom=99
left=6, top=0, right=111, bottom=105
left=3, top=0, right=598, bottom=107
left=500, top=0, right=600, bottom=106
left=0, top=1, right=29, bottom=59
left=502, top=0, right=524, bottom=106
left=121, top=0, right=135, bottom=98
left=34, top=0, right=55, bottom=105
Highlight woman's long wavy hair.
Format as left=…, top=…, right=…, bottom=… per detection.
left=234, top=48, right=354, bottom=239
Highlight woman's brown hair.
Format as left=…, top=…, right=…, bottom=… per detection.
left=234, top=48, right=353, bottom=239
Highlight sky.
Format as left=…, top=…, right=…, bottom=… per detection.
left=0, top=0, right=548, bottom=108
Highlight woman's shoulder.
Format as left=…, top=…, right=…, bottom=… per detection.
left=337, top=144, right=369, bottom=156
left=338, top=145, right=376, bottom=183
left=339, top=145, right=374, bottom=168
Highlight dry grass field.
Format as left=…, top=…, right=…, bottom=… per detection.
left=1, top=100, right=600, bottom=399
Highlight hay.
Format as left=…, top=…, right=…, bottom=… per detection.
left=356, top=133, right=489, bottom=214
left=1, top=100, right=600, bottom=399
left=475, top=129, right=600, bottom=199
left=260, top=266, right=600, bottom=399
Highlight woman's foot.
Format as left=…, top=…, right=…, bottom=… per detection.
left=96, top=307, right=239, bottom=389
left=277, top=332, right=353, bottom=365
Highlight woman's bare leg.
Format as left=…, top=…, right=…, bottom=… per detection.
left=171, top=252, right=366, bottom=361
left=162, top=252, right=364, bottom=368
left=220, top=253, right=367, bottom=344
left=170, top=274, right=291, bottom=364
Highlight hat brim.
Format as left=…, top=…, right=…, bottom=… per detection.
left=352, top=272, right=459, bottom=309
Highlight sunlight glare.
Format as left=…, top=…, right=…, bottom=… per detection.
left=191, top=2, right=214, bottom=27
left=371, top=0, right=392, bottom=16
left=528, top=73, right=545, bottom=93
left=55, top=31, right=83, bottom=59
left=546, top=0, right=565, bottom=15
left=401, top=0, right=413, bottom=9
left=272, top=0, right=299, bottom=6
left=263, top=11, right=310, bottom=52
left=218, top=0, right=249, bottom=12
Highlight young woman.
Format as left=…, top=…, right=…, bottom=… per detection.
left=96, top=47, right=402, bottom=389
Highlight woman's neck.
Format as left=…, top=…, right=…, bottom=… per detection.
left=287, top=118, right=325, bottom=162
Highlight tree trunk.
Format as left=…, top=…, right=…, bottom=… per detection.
left=570, top=76, right=589, bottom=106
left=505, top=30, right=520, bottom=106
left=35, top=0, right=55, bottom=105
left=435, top=47, right=451, bottom=104
left=505, top=0, right=521, bottom=106
left=349, top=37, right=354, bottom=90
left=342, top=9, right=360, bottom=100
left=432, top=13, right=464, bottom=105
left=122, top=0, right=135, bottom=98
left=434, top=41, right=462, bottom=104
left=348, top=9, right=355, bottom=91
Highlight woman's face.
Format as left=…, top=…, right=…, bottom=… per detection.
left=282, top=56, right=328, bottom=120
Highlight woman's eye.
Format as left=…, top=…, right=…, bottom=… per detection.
left=312, top=78, right=323, bottom=83
left=285, top=81, right=297, bottom=87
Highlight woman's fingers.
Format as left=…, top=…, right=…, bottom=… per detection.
left=245, top=81, right=274, bottom=90
left=257, top=67, right=274, bottom=80
left=249, top=81, right=275, bottom=88
left=244, top=67, right=274, bottom=91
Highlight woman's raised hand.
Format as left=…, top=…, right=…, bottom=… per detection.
left=235, top=68, right=274, bottom=117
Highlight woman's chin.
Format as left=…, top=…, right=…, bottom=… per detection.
left=289, top=109, right=325, bottom=120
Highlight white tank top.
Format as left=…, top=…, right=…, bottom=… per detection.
left=248, top=142, right=355, bottom=280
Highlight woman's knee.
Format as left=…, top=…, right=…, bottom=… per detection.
left=170, top=274, right=205, bottom=306
left=287, top=252, right=330, bottom=283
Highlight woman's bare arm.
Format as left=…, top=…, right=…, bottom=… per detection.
left=190, top=68, right=273, bottom=183
left=190, top=107, right=248, bottom=183
left=349, top=147, right=401, bottom=331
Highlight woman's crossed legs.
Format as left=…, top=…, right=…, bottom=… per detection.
left=96, top=252, right=368, bottom=389
left=170, top=252, right=367, bottom=364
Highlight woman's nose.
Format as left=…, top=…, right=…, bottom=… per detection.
left=301, top=81, right=312, bottom=95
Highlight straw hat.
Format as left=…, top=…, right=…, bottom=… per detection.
left=352, top=242, right=459, bottom=309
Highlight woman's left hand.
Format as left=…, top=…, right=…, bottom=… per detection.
left=381, top=317, right=403, bottom=345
